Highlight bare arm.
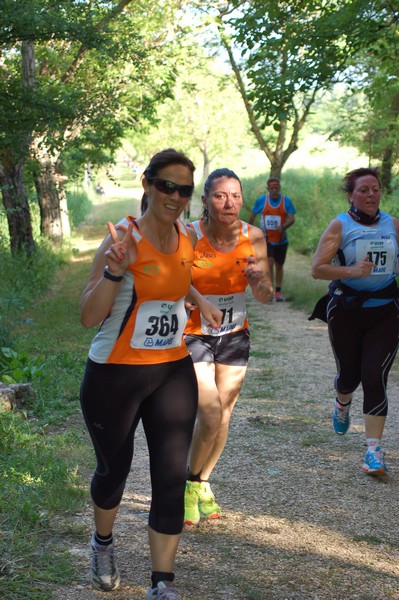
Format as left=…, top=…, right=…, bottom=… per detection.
left=185, top=226, right=223, bottom=329
left=186, top=285, right=223, bottom=329
left=311, top=218, right=376, bottom=281
left=245, top=225, right=274, bottom=304
left=276, top=212, right=295, bottom=235
left=247, top=211, right=256, bottom=225
left=80, top=222, right=136, bottom=328
left=284, top=213, right=295, bottom=230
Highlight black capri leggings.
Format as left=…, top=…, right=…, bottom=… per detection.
left=80, top=355, right=197, bottom=535
left=328, top=300, right=399, bottom=416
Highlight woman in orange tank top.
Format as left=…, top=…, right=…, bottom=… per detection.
left=183, top=168, right=274, bottom=526
left=80, top=149, right=221, bottom=600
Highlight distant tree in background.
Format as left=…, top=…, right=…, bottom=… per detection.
left=129, top=52, right=257, bottom=180
left=194, top=0, right=399, bottom=179
left=326, top=18, right=399, bottom=193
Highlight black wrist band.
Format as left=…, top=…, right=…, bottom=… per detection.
left=103, top=266, right=124, bottom=282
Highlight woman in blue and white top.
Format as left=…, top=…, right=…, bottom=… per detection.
left=311, top=167, right=399, bottom=477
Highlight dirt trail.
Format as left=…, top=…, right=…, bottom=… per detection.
left=54, top=266, right=399, bottom=599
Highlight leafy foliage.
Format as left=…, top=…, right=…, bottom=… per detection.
left=0, top=347, right=48, bottom=384
left=194, top=0, right=399, bottom=176
left=0, top=0, right=188, bottom=252
left=129, top=52, right=258, bottom=179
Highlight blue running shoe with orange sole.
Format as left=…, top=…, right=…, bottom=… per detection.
left=361, top=447, right=388, bottom=477
left=333, top=401, right=350, bottom=435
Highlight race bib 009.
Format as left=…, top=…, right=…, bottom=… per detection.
left=264, top=215, right=281, bottom=230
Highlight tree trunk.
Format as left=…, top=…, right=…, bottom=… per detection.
left=269, top=159, right=285, bottom=180
left=201, top=149, right=212, bottom=181
left=0, top=159, right=35, bottom=255
left=0, top=41, right=36, bottom=255
left=34, top=160, right=63, bottom=242
left=381, top=145, right=393, bottom=194
left=58, top=180, right=71, bottom=238
left=217, top=18, right=317, bottom=181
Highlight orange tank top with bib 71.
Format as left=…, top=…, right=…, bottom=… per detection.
left=185, top=219, right=255, bottom=337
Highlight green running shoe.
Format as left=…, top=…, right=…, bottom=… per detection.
left=198, top=481, right=221, bottom=520
left=184, top=481, right=200, bottom=526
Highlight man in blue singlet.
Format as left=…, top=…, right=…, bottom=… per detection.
left=248, top=177, right=296, bottom=301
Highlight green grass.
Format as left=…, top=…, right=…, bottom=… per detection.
left=0, top=410, right=88, bottom=599
left=0, top=242, right=68, bottom=347
left=283, top=251, right=329, bottom=313
left=84, top=196, right=140, bottom=227
left=352, top=534, right=383, bottom=545
left=0, top=241, right=93, bottom=598
left=242, top=167, right=399, bottom=256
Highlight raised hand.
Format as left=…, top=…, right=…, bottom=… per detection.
left=105, top=221, right=134, bottom=275
left=243, top=255, right=264, bottom=286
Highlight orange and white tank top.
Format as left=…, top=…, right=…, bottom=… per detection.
left=261, top=194, right=287, bottom=243
left=88, top=217, right=194, bottom=365
left=185, top=219, right=255, bottom=337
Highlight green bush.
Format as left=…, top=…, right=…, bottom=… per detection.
left=0, top=242, right=65, bottom=346
left=0, top=347, right=48, bottom=384
left=66, top=187, right=93, bottom=227
left=242, top=168, right=399, bottom=256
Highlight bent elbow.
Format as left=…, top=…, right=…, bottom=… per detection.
left=80, top=314, right=95, bottom=329
left=311, top=266, right=321, bottom=280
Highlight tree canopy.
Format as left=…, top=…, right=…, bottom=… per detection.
left=193, top=0, right=399, bottom=177
left=0, top=0, right=187, bottom=252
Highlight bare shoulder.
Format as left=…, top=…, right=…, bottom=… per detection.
left=247, top=222, right=265, bottom=242
left=327, top=217, right=342, bottom=231
left=319, top=218, right=342, bottom=240
left=187, top=224, right=198, bottom=248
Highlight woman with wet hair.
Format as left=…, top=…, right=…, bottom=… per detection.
left=183, top=168, right=273, bottom=525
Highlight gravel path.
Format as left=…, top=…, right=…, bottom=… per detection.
left=53, top=287, right=399, bottom=600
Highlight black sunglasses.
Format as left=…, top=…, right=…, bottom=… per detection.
left=148, top=178, right=194, bottom=199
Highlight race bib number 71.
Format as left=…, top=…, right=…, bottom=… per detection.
left=201, top=293, right=246, bottom=336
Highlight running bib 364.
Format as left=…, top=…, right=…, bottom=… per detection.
left=131, top=299, right=187, bottom=349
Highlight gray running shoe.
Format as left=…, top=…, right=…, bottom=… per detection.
left=145, top=581, right=182, bottom=599
left=91, top=534, right=120, bottom=591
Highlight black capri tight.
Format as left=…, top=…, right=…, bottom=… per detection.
left=80, top=356, right=198, bottom=535
left=328, top=300, right=399, bottom=416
